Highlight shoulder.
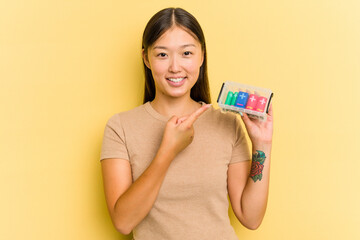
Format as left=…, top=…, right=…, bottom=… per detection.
left=204, top=106, right=238, bottom=125
left=105, top=103, right=149, bottom=127
left=201, top=106, right=239, bottom=132
left=196, top=106, right=243, bottom=145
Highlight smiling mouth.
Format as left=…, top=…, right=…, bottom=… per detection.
left=167, top=77, right=186, bottom=83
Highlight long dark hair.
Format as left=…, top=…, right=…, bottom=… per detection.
left=142, top=7, right=211, bottom=104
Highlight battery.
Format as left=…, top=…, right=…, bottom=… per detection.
left=255, top=96, right=267, bottom=112
left=245, top=94, right=258, bottom=110
left=230, top=92, right=238, bottom=105
left=225, top=91, right=234, bottom=105
left=235, top=91, right=249, bottom=108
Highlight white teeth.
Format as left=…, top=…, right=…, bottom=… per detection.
left=168, top=77, right=185, bottom=83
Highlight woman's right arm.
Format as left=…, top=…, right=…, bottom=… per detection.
left=101, top=104, right=210, bottom=235
left=101, top=144, right=175, bottom=235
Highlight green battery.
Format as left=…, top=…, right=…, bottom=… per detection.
left=225, top=91, right=234, bottom=105
left=231, top=92, right=238, bottom=105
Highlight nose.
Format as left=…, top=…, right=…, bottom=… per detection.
left=168, top=56, right=181, bottom=73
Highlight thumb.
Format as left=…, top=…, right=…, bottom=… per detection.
left=176, top=116, right=189, bottom=124
left=168, top=115, right=178, bottom=124
left=241, top=112, right=254, bottom=128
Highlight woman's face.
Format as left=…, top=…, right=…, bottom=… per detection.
left=143, top=26, right=204, bottom=100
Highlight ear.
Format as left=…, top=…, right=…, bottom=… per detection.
left=200, top=50, right=204, bottom=67
left=142, top=49, right=151, bottom=69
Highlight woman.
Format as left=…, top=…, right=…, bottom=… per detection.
left=100, top=7, right=273, bottom=240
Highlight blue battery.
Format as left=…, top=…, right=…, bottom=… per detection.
left=235, top=91, right=249, bottom=108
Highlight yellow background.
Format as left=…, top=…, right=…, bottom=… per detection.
left=1, top=0, right=359, bottom=239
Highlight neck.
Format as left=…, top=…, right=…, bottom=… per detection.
left=150, top=95, right=201, bottom=118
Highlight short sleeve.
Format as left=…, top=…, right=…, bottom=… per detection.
left=230, top=115, right=251, bottom=164
left=99, top=114, right=129, bottom=161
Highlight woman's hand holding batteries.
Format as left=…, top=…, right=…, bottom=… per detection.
left=241, top=104, right=273, bottom=147
left=161, top=104, right=211, bottom=156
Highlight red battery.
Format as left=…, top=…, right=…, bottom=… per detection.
left=255, top=96, right=267, bottom=112
left=245, top=94, right=258, bottom=110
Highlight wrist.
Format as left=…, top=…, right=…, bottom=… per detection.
left=252, top=142, right=272, bottom=153
left=158, top=142, right=177, bottom=160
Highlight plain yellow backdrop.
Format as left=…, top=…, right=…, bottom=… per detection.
left=1, top=0, right=359, bottom=239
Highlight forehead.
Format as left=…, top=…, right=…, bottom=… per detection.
left=152, top=26, right=201, bottom=49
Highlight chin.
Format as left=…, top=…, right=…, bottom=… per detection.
left=166, top=89, right=191, bottom=99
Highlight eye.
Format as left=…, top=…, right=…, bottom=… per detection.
left=184, top=51, right=192, bottom=56
left=157, top=53, right=167, bottom=57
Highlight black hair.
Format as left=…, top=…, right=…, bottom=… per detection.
left=142, top=7, right=211, bottom=104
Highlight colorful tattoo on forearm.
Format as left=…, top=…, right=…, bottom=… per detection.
left=250, top=150, right=266, bottom=182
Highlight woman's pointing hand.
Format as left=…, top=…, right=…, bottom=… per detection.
left=161, top=104, right=211, bottom=156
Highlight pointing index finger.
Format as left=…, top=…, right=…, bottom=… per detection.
left=184, top=104, right=211, bottom=126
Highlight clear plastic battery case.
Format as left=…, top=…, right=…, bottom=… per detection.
left=217, top=81, right=273, bottom=121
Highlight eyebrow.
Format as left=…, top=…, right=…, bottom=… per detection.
left=152, top=44, right=196, bottom=50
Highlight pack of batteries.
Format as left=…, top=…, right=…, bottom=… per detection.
left=217, top=81, right=273, bottom=121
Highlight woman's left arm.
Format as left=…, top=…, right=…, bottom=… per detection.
left=227, top=104, right=273, bottom=230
